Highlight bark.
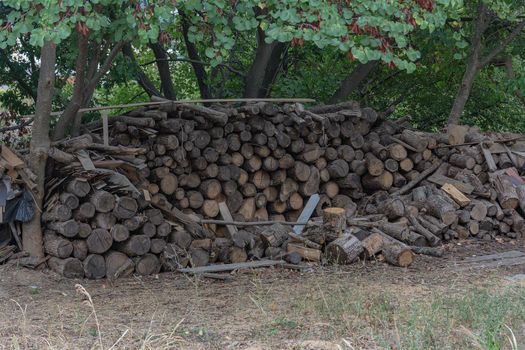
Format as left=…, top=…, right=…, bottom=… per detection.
left=448, top=3, right=525, bottom=125
left=181, top=15, right=212, bottom=99
left=448, top=2, right=489, bottom=125
left=243, top=27, right=287, bottom=98
left=22, top=41, right=57, bottom=258
left=504, top=56, right=525, bottom=106
left=329, top=61, right=379, bottom=104
left=149, top=42, right=177, bottom=100
left=122, top=43, right=161, bottom=97
left=53, top=41, right=125, bottom=140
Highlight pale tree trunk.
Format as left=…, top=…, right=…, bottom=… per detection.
left=22, top=41, right=57, bottom=258
left=329, top=61, right=379, bottom=103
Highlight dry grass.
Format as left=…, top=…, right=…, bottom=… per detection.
left=2, top=245, right=525, bottom=349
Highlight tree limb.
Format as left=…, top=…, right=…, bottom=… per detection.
left=478, top=19, right=525, bottom=68
left=122, top=43, right=162, bottom=97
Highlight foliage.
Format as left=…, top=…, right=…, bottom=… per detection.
left=181, top=0, right=460, bottom=72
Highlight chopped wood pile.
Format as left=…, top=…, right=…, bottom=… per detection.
left=4, top=100, right=525, bottom=278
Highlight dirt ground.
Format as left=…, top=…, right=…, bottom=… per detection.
left=1, top=239, right=525, bottom=350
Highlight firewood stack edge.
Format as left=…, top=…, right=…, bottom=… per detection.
left=18, top=101, right=525, bottom=278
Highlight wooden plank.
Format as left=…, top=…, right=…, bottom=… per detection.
left=442, top=183, right=471, bottom=207
left=102, top=110, right=109, bottom=146
left=218, top=202, right=238, bottom=237
left=456, top=250, right=525, bottom=263
left=76, top=150, right=95, bottom=171
left=178, top=260, right=288, bottom=274
left=293, top=194, right=320, bottom=235
left=480, top=143, right=497, bottom=172
left=1, top=146, right=24, bottom=169
left=453, top=256, right=525, bottom=271
left=427, top=174, right=474, bottom=194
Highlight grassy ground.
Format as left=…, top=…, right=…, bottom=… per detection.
left=1, top=241, right=525, bottom=349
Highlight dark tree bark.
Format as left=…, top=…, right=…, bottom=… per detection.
left=22, top=41, right=57, bottom=258
left=53, top=41, right=125, bottom=140
left=53, top=34, right=88, bottom=140
left=122, top=43, right=162, bottom=97
left=448, top=2, right=525, bottom=125
left=504, top=56, right=525, bottom=106
left=243, top=27, right=287, bottom=98
left=329, top=61, right=379, bottom=103
left=181, top=15, right=212, bottom=99
left=149, top=42, right=177, bottom=100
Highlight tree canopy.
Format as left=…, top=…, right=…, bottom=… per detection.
left=0, top=0, right=524, bottom=135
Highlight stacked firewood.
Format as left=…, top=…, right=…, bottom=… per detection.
left=39, top=101, right=525, bottom=278
left=100, top=101, right=443, bottom=224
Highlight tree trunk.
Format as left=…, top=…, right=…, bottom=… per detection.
left=181, top=15, right=212, bottom=99
left=447, top=3, right=488, bottom=125
left=22, top=41, right=56, bottom=259
left=149, top=42, right=177, bottom=100
left=122, top=43, right=161, bottom=97
left=329, top=61, right=379, bottom=103
left=243, top=27, right=286, bottom=98
left=52, top=34, right=88, bottom=140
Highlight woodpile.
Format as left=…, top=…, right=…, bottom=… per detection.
left=5, top=100, right=525, bottom=278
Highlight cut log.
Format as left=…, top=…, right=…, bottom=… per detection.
left=83, top=254, right=106, bottom=279
left=135, top=253, right=161, bottom=275
left=48, top=257, right=84, bottom=278
left=493, top=174, right=519, bottom=209
left=260, top=224, right=289, bottom=247
left=75, top=202, right=96, bottom=221
left=365, top=153, right=384, bottom=176
left=59, top=192, right=79, bottom=210
left=423, top=194, right=458, bottom=225
left=90, top=190, right=116, bottom=213
left=110, top=224, right=130, bottom=242
left=72, top=239, right=88, bottom=260
left=449, top=153, right=475, bottom=169
left=44, top=233, right=73, bottom=258
left=200, top=179, right=222, bottom=199
left=43, top=204, right=72, bottom=222
left=362, top=172, right=393, bottom=191
left=86, top=228, right=113, bottom=254
left=361, top=232, right=385, bottom=258
left=160, top=173, right=178, bottom=195
left=66, top=179, right=91, bottom=198
left=150, top=238, right=167, bottom=254
left=382, top=244, right=413, bottom=267
left=116, top=235, right=151, bottom=256
left=470, top=202, right=488, bottom=221
left=325, top=234, right=363, bottom=264
left=327, top=159, right=349, bottom=178
left=322, top=207, right=347, bottom=234
left=94, top=212, right=117, bottom=230
left=113, top=196, right=138, bottom=219
left=377, top=198, right=405, bottom=220
left=48, top=220, right=79, bottom=238
left=287, top=243, right=321, bottom=262
left=105, top=251, right=134, bottom=279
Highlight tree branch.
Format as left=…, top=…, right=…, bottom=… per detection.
left=122, top=43, right=162, bottom=97
left=181, top=14, right=212, bottom=99
left=148, top=42, right=177, bottom=100
left=478, top=19, right=525, bottom=68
